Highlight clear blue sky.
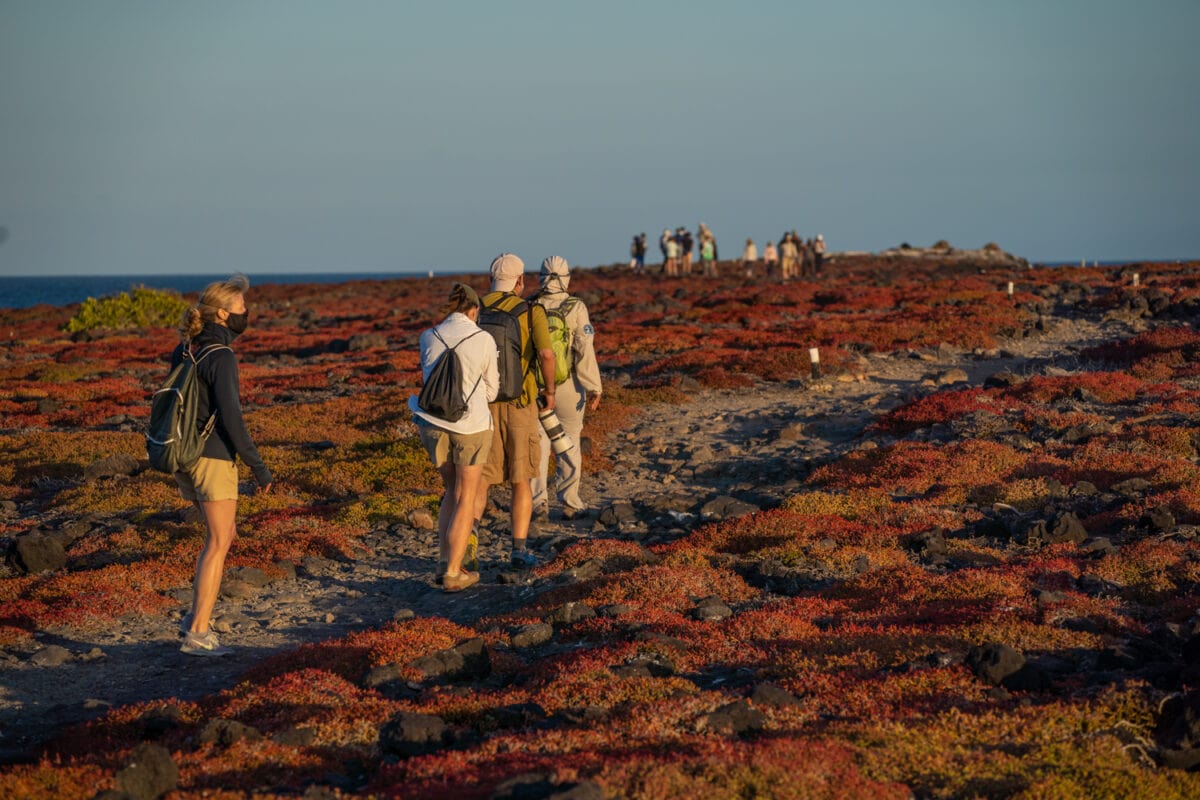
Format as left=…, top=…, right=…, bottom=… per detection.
left=1, top=0, right=1197, bottom=276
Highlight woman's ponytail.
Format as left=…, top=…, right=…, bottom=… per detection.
left=179, top=306, right=204, bottom=342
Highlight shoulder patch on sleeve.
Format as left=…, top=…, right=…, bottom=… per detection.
left=582, top=324, right=594, bottom=336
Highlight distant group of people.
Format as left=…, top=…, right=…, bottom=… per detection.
left=744, top=231, right=825, bottom=281
left=631, top=225, right=825, bottom=281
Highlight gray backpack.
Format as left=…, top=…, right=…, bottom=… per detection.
left=145, top=344, right=229, bottom=473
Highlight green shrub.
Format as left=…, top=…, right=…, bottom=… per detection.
left=66, top=287, right=190, bottom=332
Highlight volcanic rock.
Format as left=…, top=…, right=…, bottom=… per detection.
left=598, top=502, right=637, bottom=526
left=692, top=597, right=733, bottom=622
left=905, top=528, right=947, bottom=557
left=347, top=333, right=387, bottom=351
left=510, top=623, right=554, bottom=649
left=378, top=711, right=449, bottom=758
left=84, top=454, right=140, bottom=481
left=407, top=508, right=437, bottom=530
left=197, top=719, right=263, bottom=748
left=485, top=702, right=549, bottom=730
left=410, top=637, right=491, bottom=681
left=1156, top=690, right=1200, bottom=769
left=701, top=700, right=766, bottom=736
left=966, top=643, right=1025, bottom=685
left=492, top=773, right=605, bottom=800
left=29, top=645, right=73, bottom=666
left=1111, top=478, right=1152, bottom=497
left=699, top=495, right=759, bottom=521
left=13, top=532, right=66, bottom=574
left=545, top=602, right=596, bottom=625
left=936, top=368, right=969, bottom=386
left=984, top=371, right=1023, bottom=389
left=750, top=683, right=803, bottom=708
left=114, top=743, right=178, bottom=800
left=1143, top=506, right=1177, bottom=533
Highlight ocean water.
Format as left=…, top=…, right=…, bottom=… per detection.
left=0, top=272, right=427, bottom=310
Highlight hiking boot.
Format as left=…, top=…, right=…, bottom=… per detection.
left=562, top=506, right=594, bottom=521
left=464, top=529, right=479, bottom=573
left=442, top=570, right=479, bottom=593
left=533, top=504, right=550, bottom=523
left=180, top=630, right=232, bottom=657
left=510, top=549, right=540, bottom=569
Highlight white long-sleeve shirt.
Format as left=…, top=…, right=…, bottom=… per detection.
left=408, top=312, right=499, bottom=434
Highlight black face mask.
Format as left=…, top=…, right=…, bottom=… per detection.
left=225, top=311, right=249, bottom=335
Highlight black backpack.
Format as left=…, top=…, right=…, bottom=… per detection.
left=146, top=343, right=230, bottom=474
left=478, top=295, right=528, bottom=403
left=417, top=329, right=483, bottom=422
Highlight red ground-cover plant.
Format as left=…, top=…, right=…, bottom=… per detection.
left=10, top=262, right=1200, bottom=797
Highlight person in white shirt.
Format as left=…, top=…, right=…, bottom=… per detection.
left=408, top=282, right=499, bottom=592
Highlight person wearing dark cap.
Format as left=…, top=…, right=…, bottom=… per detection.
left=530, top=256, right=602, bottom=520
left=474, top=253, right=556, bottom=568
left=409, top=282, right=499, bottom=592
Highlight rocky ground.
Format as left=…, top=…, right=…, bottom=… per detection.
left=0, top=311, right=1134, bottom=764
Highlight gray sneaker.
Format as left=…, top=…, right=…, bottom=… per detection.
left=180, top=630, right=232, bottom=657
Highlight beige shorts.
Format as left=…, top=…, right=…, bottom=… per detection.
left=175, top=457, right=238, bottom=503
left=418, top=424, right=492, bottom=468
left=483, top=401, right=541, bottom=485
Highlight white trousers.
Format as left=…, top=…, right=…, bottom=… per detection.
left=531, top=375, right=587, bottom=511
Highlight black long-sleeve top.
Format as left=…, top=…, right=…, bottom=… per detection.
left=170, top=321, right=272, bottom=486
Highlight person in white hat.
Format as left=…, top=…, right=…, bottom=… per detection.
left=530, top=256, right=602, bottom=520
left=474, top=253, right=556, bottom=568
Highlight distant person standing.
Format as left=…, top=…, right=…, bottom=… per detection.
left=698, top=222, right=718, bottom=261
left=629, top=233, right=646, bottom=273
left=814, top=234, right=826, bottom=274
left=763, top=239, right=778, bottom=278
left=779, top=233, right=800, bottom=281
left=741, top=238, right=758, bottom=277
left=476, top=253, right=557, bottom=569
left=680, top=228, right=694, bottom=275
left=659, top=228, right=672, bottom=271
left=665, top=231, right=681, bottom=277
left=800, top=237, right=814, bottom=278
left=530, top=256, right=602, bottom=520
left=633, top=233, right=648, bottom=273
left=700, top=237, right=717, bottom=278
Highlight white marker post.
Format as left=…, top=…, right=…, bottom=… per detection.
left=1081, top=259, right=1086, bottom=268
left=1132, top=273, right=1140, bottom=287
left=809, top=347, right=821, bottom=380
left=1006, top=281, right=1014, bottom=298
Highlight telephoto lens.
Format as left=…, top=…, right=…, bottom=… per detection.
left=537, top=400, right=573, bottom=455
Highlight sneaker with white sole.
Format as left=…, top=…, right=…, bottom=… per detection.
left=180, top=629, right=232, bottom=657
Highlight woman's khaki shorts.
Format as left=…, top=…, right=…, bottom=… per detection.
left=418, top=424, right=492, bottom=468
left=175, top=457, right=239, bottom=503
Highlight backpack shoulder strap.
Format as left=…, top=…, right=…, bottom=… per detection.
left=192, top=343, right=232, bottom=365
left=433, top=327, right=482, bottom=351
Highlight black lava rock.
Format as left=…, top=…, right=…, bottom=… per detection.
left=114, top=743, right=178, bottom=800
